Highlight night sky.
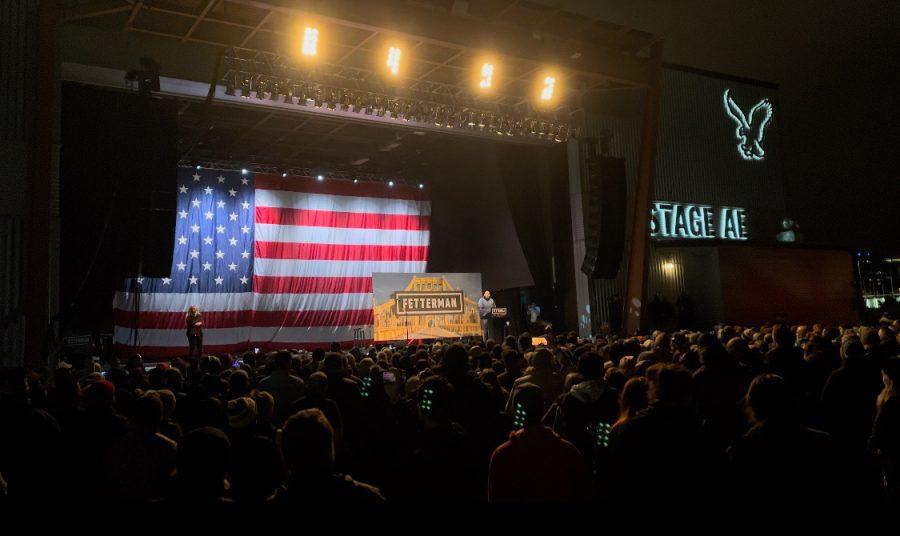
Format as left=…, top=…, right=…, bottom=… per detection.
left=544, top=0, right=900, bottom=251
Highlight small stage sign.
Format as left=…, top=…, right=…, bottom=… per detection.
left=394, top=291, right=465, bottom=316
left=373, top=273, right=483, bottom=342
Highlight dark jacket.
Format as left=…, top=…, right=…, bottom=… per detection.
left=728, top=421, right=839, bottom=508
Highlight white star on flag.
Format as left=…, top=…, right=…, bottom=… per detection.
left=229, top=212, right=238, bottom=221
left=189, top=249, right=199, bottom=259
left=216, top=225, right=225, bottom=234
left=216, top=250, right=225, bottom=259
left=241, top=225, right=250, bottom=234
left=177, top=262, right=186, bottom=271
left=240, top=276, right=249, bottom=285
left=203, top=236, right=213, bottom=245
left=191, top=199, right=201, bottom=207
left=214, top=276, right=224, bottom=285
left=216, top=200, right=226, bottom=209
left=204, top=211, right=214, bottom=220
left=228, top=188, right=237, bottom=197
left=241, top=250, right=250, bottom=259
left=177, top=236, right=187, bottom=245
left=204, top=186, right=213, bottom=195
left=192, top=173, right=200, bottom=181
left=241, top=201, right=250, bottom=210
left=217, top=175, right=226, bottom=183
left=162, top=278, right=172, bottom=285
left=179, top=185, right=188, bottom=194
left=202, top=262, right=212, bottom=271
left=228, top=262, right=238, bottom=271
left=241, top=178, right=249, bottom=185
left=189, top=276, right=198, bottom=285
left=191, top=224, right=200, bottom=233
left=178, top=210, right=188, bottom=219
left=228, top=237, right=238, bottom=246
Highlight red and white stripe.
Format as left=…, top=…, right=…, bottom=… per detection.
left=113, top=174, right=429, bottom=357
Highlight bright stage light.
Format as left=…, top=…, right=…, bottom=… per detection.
left=241, top=168, right=248, bottom=175
left=282, top=172, right=287, bottom=177
left=386, top=47, right=401, bottom=75
left=479, top=62, right=494, bottom=89
left=418, top=183, right=424, bottom=189
left=301, top=27, right=318, bottom=56
left=317, top=175, right=324, bottom=181
left=540, top=75, right=556, bottom=101
left=388, top=180, right=394, bottom=187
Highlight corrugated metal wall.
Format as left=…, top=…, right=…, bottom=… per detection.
left=0, top=0, right=33, bottom=141
left=570, top=66, right=785, bottom=333
left=0, top=217, right=26, bottom=364
left=0, top=0, right=37, bottom=366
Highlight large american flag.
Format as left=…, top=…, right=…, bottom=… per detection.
left=113, top=167, right=430, bottom=358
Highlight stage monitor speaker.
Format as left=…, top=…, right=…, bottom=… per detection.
left=578, top=137, right=626, bottom=279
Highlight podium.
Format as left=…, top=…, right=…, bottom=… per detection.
left=489, top=307, right=508, bottom=340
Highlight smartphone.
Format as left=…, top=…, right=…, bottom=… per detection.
left=101, top=371, right=108, bottom=378
left=254, top=347, right=260, bottom=354
left=233, top=360, right=242, bottom=368
left=382, top=371, right=396, bottom=383
left=531, top=336, right=548, bottom=347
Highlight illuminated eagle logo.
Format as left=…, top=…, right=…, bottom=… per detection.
left=723, top=89, right=773, bottom=161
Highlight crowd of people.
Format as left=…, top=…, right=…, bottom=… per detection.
left=1, top=319, right=899, bottom=510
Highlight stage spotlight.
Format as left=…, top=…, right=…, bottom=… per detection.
left=353, top=178, right=359, bottom=184
left=240, top=73, right=251, bottom=98
left=418, top=183, right=424, bottom=189
left=196, top=165, right=201, bottom=170
left=386, top=47, right=401, bottom=75
left=241, top=168, right=248, bottom=175
left=301, top=27, right=319, bottom=57
left=225, top=74, right=236, bottom=96
left=540, top=75, right=556, bottom=101
left=282, top=172, right=287, bottom=177
left=255, top=78, right=268, bottom=100
left=479, top=62, right=494, bottom=89
left=554, top=125, right=567, bottom=143
left=317, top=175, right=324, bottom=181
left=295, top=84, right=305, bottom=104
left=388, top=180, right=394, bottom=187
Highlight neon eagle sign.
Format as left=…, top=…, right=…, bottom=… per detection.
left=723, top=89, right=773, bottom=161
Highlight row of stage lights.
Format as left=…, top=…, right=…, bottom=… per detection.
left=221, top=26, right=575, bottom=143
left=195, top=164, right=424, bottom=190
left=298, top=26, right=558, bottom=102
left=224, top=74, right=572, bottom=142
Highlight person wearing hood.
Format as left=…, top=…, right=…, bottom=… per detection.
left=543, top=351, right=618, bottom=465
left=506, top=348, right=564, bottom=411
left=488, top=383, right=591, bottom=502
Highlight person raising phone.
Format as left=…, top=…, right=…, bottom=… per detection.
left=186, top=305, right=204, bottom=358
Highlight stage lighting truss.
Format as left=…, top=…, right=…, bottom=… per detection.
left=185, top=161, right=419, bottom=190
left=223, top=50, right=577, bottom=144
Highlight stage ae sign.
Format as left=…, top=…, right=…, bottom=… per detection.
left=650, top=201, right=747, bottom=241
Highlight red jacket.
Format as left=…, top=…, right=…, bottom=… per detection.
left=487, top=425, right=592, bottom=502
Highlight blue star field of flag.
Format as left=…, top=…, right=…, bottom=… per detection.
left=125, top=168, right=255, bottom=293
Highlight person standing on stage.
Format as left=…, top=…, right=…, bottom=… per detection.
left=527, top=302, right=541, bottom=332
left=186, top=305, right=204, bottom=358
left=478, top=290, right=496, bottom=342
